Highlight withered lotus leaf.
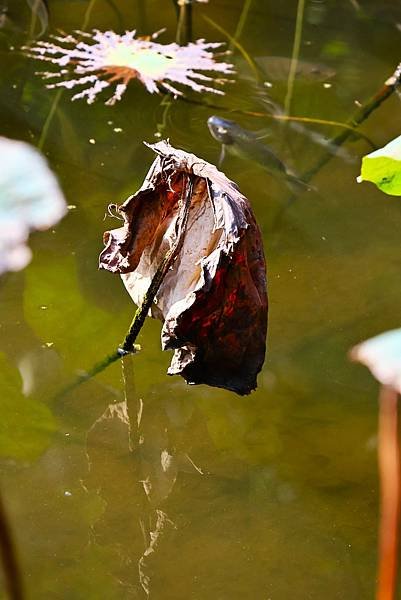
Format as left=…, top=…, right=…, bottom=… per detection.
left=99, top=141, right=267, bottom=395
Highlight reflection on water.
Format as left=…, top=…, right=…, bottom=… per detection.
left=1, top=0, right=401, bottom=597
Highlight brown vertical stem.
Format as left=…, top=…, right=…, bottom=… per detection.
left=0, top=490, right=24, bottom=600
left=377, top=385, right=400, bottom=600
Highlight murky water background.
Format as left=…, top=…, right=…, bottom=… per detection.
left=1, top=0, right=401, bottom=597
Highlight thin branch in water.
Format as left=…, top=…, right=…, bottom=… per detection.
left=176, top=1, right=192, bottom=45
left=81, top=0, right=97, bottom=33
left=271, top=61, right=401, bottom=219
left=37, top=88, right=63, bottom=151
left=284, top=0, right=305, bottom=115
left=377, top=385, right=400, bottom=600
left=55, top=174, right=194, bottom=400
left=230, top=0, right=253, bottom=51
left=156, top=93, right=174, bottom=137
left=299, top=61, right=401, bottom=185
left=203, top=15, right=261, bottom=82
left=177, top=94, right=376, bottom=148
left=37, top=0, right=97, bottom=150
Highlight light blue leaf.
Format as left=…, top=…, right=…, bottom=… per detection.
left=0, top=136, right=66, bottom=275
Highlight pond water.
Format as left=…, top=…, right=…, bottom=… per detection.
left=1, top=0, right=401, bottom=597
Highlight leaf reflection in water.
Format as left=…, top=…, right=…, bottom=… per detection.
left=84, top=356, right=198, bottom=596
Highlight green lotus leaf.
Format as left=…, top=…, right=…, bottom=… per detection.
left=357, top=134, right=401, bottom=195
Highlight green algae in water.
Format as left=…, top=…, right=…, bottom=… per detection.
left=0, top=353, right=57, bottom=461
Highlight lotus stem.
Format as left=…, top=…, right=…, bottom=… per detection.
left=377, top=385, right=400, bottom=600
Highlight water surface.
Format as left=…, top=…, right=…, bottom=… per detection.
left=1, top=0, right=401, bottom=597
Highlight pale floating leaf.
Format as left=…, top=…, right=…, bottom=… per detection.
left=0, top=136, right=67, bottom=275
left=351, top=328, right=401, bottom=393
left=357, top=134, right=401, bottom=195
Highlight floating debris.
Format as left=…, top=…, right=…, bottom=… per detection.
left=25, top=29, right=234, bottom=105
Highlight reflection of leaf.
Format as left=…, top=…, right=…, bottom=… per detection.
left=351, top=328, right=401, bottom=393
left=0, top=353, right=57, bottom=461
left=100, top=141, right=267, bottom=395
left=357, top=135, right=401, bottom=195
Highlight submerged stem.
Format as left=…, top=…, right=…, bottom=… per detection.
left=377, top=385, right=400, bottom=600
left=284, top=0, right=305, bottom=115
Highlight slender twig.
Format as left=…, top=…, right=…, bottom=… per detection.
left=203, top=14, right=260, bottom=81
left=230, top=0, right=252, bottom=51
left=300, top=63, right=401, bottom=184
left=156, top=94, right=174, bottom=137
left=37, top=0, right=97, bottom=150
left=177, top=95, right=376, bottom=148
left=81, top=0, right=97, bottom=32
left=37, top=89, right=63, bottom=151
left=271, top=60, right=401, bottom=218
left=0, top=490, right=24, bottom=600
left=55, top=174, right=194, bottom=400
left=176, top=1, right=192, bottom=45
left=284, top=0, right=305, bottom=115
left=377, top=385, right=400, bottom=600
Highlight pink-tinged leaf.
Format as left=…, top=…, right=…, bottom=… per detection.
left=351, top=328, right=401, bottom=394
left=100, top=141, right=267, bottom=395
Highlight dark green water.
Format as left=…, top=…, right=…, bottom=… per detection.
left=1, top=0, right=401, bottom=597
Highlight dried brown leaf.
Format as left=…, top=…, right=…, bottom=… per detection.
left=100, top=141, right=267, bottom=395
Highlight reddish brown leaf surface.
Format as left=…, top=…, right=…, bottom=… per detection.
left=99, top=141, right=267, bottom=395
